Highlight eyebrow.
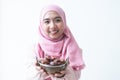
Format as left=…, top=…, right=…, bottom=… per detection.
left=43, top=16, right=62, bottom=21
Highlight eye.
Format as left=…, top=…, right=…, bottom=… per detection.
left=55, top=18, right=62, bottom=23
left=56, top=19, right=61, bottom=22
left=44, top=20, right=50, bottom=24
left=55, top=17, right=62, bottom=23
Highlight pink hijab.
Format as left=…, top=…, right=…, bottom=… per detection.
left=37, top=4, right=85, bottom=70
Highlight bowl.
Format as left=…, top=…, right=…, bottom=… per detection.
left=38, top=58, right=69, bottom=74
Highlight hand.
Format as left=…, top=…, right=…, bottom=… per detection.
left=35, top=62, right=48, bottom=78
left=53, top=70, right=66, bottom=78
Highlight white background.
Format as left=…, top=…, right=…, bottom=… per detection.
left=0, top=0, right=120, bottom=80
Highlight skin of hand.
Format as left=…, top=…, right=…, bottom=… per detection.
left=51, top=70, right=66, bottom=78
left=35, top=62, right=49, bottom=78
left=35, top=57, right=67, bottom=78
left=35, top=62, right=65, bottom=78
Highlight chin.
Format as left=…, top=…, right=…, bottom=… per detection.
left=50, top=36, right=59, bottom=40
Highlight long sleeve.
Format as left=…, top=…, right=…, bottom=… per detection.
left=25, top=48, right=52, bottom=80
left=25, top=50, right=40, bottom=80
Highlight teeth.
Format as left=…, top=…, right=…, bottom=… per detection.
left=50, top=30, right=58, bottom=34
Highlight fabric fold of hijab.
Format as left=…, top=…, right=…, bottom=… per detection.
left=37, top=4, right=85, bottom=69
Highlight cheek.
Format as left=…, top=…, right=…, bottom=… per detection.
left=42, top=25, right=49, bottom=34
left=58, top=24, right=64, bottom=32
left=60, top=27, right=64, bottom=35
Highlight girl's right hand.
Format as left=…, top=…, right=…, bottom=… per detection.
left=35, top=62, right=49, bottom=78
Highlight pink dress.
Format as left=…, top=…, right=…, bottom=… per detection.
left=26, top=4, right=85, bottom=80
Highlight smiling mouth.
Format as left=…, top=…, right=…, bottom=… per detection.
left=49, top=30, right=59, bottom=35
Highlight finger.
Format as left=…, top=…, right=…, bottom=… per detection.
left=49, top=73, right=54, bottom=77
left=54, top=73, right=62, bottom=77
left=54, top=72, right=65, bottom=78
left=36, top=66, right=41, bottom=70
left=60, top=70, right=66, bottom=74
left=54, top=73, right=60, bottom=77
left=41, top=72, right=48, bottom=78
left=43, top=72, right=48, bottom=76
left=40, top=69, right=44, bottom=72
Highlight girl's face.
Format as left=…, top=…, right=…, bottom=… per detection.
left=42, top=11, right=64, bottom=40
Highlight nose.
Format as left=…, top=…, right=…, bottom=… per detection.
left=50, top=21, right=56, bottom=29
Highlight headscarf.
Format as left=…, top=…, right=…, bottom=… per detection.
left=37, top=4, right=85, bottom=69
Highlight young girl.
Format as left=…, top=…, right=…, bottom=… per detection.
left=28, top=4, right=85, bottom=80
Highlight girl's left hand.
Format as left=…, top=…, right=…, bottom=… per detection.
left=53, top=70, right=66, bottom=78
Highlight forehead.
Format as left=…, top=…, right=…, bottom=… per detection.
left=43, top=11, right=61, bottom=19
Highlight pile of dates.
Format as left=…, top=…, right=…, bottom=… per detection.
left=38, top=56, right=66, bottom=66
